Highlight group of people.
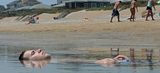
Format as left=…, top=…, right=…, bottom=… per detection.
left=110, top=0, right=157, bottom=22
left=27, top=15, right=39, bottom=24
left=19, top=48, right=130, bottom=68
left=18, top=0, right=160, bottom=68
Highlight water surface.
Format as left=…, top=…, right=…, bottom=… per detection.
left=1, top=32, right=160, bottom=73
left=0, top=46, right=160, bottom=73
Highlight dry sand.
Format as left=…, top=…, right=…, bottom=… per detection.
left=0, top=6, right=159, bottom=32
left=0, top=7, right=160, bottom=50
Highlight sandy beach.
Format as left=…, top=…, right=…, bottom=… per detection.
left=0, top=6, right=160, bottom=32
left=0, top=7, right=160, bottom=51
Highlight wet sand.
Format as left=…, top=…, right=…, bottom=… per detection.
left=0, top=8, right=160, bottom=51
left=1, top=7, right=160, bottom=73
left=0, top=26, right=160, bottom=49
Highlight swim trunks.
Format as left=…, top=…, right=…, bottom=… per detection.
left=146, top=6, right=152, bottom=10
left=112, top=9, right=119, bottom=16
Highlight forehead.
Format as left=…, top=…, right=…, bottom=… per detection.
left=23, top=50, right=34, bottom=58
left=118, top=57, right=125, bottom=59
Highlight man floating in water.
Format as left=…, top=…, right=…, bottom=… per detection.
left=95, top=55, right=130, bottom=66
left=19, top=49, right=51, bottom=60
left=19, top=48, right=51, bottom=68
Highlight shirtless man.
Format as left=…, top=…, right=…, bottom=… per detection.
left=19, top=49, right=51, bottom=60
left=146, top=0, right=156, bottom=21
left=95, top=55, right=130, bottom=66
left=110, top=0, right=122, bottom=23
left=130, top=0, right=138, bottom=21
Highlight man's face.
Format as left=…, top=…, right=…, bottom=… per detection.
left=23, top=49, right=50, bottom=60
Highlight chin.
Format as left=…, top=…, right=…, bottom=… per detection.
left=45, top=55, right=51, bottom=60
left=31, top=55, right=51, bottom=60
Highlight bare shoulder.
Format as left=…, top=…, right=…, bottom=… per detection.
left=95, top=58, right=115, bottom=64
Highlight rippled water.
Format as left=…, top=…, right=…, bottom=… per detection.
left=1, top=32, right=160, bottom=73
left=0, top=46, right=160, bottom=73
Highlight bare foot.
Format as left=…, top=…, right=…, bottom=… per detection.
left=118, top=20, right=121, bottom=22
left=145, top=19, right=149, bottom=21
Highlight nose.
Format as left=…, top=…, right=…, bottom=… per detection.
left=36, top=49, right=42, bottom=53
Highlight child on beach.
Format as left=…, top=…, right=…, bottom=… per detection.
left=130, top=0, right=138, bottom=22
left=110, top=0, right=122, bottom=23
left=145, top=0, right=156, bottom=21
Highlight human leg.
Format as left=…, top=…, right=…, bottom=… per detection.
left=116, top=10, right=120, bottom=22
left=110, top=9, right=116, bottom=22
left=146, top=10, right=150, bottom=21
left=117, top=15, right=121, bottom=22
left=110, top=16, right=114, bottom=23
left=150, top=10, right=155, bottom=20
left=132, top=8, right=136, bottom=21
left=130, top=8, right=133, bottom=21
left=130, top=8, right=135, bottom=21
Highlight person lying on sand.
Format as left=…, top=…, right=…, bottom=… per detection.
left=129, top=0, right=138, bottom=22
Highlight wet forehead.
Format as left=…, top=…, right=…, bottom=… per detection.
left=23, top=50, right=34, bottom=58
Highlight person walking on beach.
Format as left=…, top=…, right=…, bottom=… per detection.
left=130, top=0, right=138, bottom=22
left=146, top=0, right=156, bottom=21
left=110, top=0, right=122, bottom=23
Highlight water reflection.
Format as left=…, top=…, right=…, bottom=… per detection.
left=19, top=59, right=51, bottom=68
left=1, top=46, right=160, bottom=73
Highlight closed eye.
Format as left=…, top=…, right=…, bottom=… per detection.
left=31, top=51, right=35, bottom=56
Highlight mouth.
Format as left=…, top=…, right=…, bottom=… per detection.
left=41, top=51, right=44, bottom=55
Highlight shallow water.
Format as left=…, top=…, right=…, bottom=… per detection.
left=1, top=32, right=160, bottom=73
left=1, top=46, right=160, bottom=73
left=0, top=31, right=160, bottom=49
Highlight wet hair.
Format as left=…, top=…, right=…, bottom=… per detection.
left=19, top=50, right=51, bottom=60
left=19, top=51, right=26, bottom=60
left=117, top=57, right=125, bottom=60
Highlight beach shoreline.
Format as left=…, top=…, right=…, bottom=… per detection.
left=0, top=8, right=160, bottom=50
